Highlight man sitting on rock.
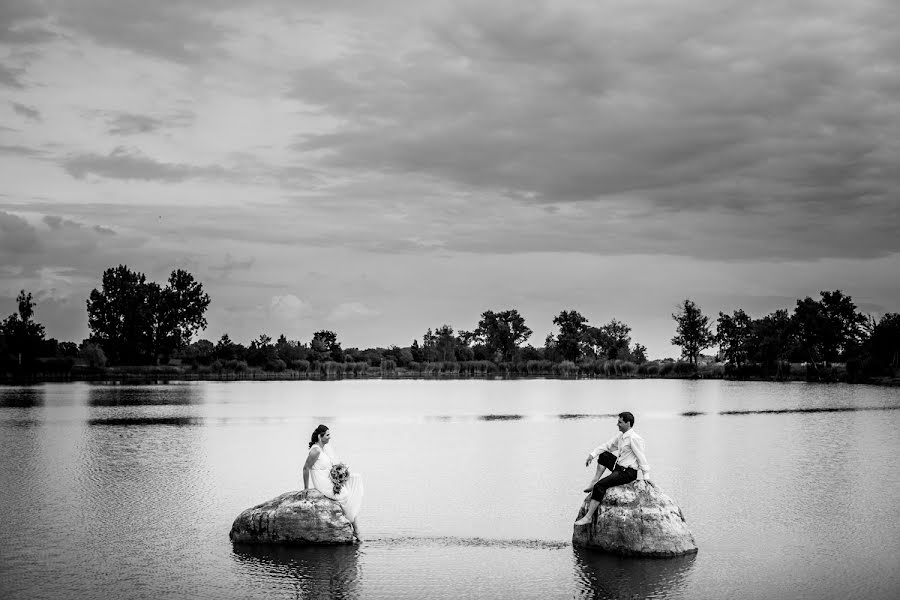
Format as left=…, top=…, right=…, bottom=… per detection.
left=574, top=411, right=651, bottom=526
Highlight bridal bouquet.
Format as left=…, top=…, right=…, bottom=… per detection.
left=329, top=462, right=350, bottom=495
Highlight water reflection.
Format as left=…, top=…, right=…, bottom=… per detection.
left=559, top=413, right=616, bottom=420
left=572, top=546, right=695, bottom=599
left=88, top=416, right=202, bottom=426
left=0, top=386, right=44, bottom=408
left=87, top=384, right=201, bottom=406
left=232, top=544, right=361, bottom=600
left=719, top=406, right=900, bottom=415
left=478, top=414, right=523, bottom=421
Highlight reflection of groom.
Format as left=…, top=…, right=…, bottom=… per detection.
left=574, top=411, right=650, bottom=526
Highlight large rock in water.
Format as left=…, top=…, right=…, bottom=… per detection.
left=572, top=481, right=697, bottom=557
left=230, top=489, right=355, bottom=544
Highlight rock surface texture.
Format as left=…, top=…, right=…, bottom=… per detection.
left=230, top=489, right=355, bottom=544
left=572, top=481, right=698, bottom=557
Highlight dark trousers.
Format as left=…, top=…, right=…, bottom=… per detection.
left=591, top=451, right=637, bottom=502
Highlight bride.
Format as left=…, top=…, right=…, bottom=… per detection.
left=302, top=424, right=364, bottom=539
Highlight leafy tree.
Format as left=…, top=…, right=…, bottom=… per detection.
left=671, top=299, right=714, bottom=366
left=430, top=325, right=457, bottom=362
left=275, top=334, right=308, bottom=365
left=864, top=313, right=900, bottom=374
left=79, top=341, right=107, bottom=368
left=474, top=309, right=532, bottom=362
left=154, top=269, right=211, bottom=357
left=409, top=339, right=422, bottom=362
left=716, top=309, right=753, bottom=370
left=1, top=290, right=46, bottom=367
left=818, top=290, right=867, bottom=361
left=553, top=310, right=587, bottom=361
left=631, top=343, right=648, bottom=364
left=58, top=341, right=79, bottom=357
left=311, top=330, right=342, bottom=362
left=792, top=290, right=866, bottom=367
left=86, top=265, right=210, bottom=364
left=215, top=333, right=237, bottom=360
left=748, top=309, right=795, bottom=376
left=598, top=318, right=632, bottom=360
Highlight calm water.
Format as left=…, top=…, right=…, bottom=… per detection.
left=1, top=380, right=899, bottom=599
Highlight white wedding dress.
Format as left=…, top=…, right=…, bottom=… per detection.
left=308, top=445, right=364, bottom=522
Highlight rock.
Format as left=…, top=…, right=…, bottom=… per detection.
left=572, top=480, right=698, bottom=557
left=230, top=489, right=355, bottom=545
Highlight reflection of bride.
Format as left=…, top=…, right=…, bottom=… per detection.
left=303, top=424, right=364, bottom=539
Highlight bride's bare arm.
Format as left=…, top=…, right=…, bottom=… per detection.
left=302, top=446, right=321, bottom=489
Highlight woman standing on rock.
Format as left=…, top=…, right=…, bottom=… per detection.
left=303, top=424, right=364, bottom=539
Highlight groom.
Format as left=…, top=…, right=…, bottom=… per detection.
left=574, top=411, right=651, bottom=526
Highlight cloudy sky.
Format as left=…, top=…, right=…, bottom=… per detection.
left=2, top=0, right=898, bottom=358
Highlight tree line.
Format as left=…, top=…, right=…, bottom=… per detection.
left=1, top=264, right=898, bottom=382
left=671, top=294, right=900, bottom=380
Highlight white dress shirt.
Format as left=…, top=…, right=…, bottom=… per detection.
left=590, top=429, right=651, bottom=475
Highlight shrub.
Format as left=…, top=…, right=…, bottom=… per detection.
left=673, top=360, right=696, bottom=376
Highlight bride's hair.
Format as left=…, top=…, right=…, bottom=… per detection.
left=308, top=424, right=329, bottom=448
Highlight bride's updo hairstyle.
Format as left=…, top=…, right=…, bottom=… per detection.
left=308, top=424, right=329, bottom=448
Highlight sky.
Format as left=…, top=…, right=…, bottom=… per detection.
left=1, top=0, right=898, bottom=359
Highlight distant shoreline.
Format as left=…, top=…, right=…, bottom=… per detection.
left=2, top=363, right=898, bottom=386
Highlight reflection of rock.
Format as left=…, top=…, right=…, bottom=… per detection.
left=230, top=489, right=355, bottom=544
left=572, top=481, right=698, bottom=557
left=232, top=542, right=361, bottom=599
left=572, top=545, right=696, bottom=599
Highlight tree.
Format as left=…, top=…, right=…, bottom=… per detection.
left=862, top=313, right=900, bottom=374
left=215, top=333, right=237, bottom=360
left=598, top=319, right=632, bottom=360
left=631, top=343, right=648, bottom=364
left=792, top=290, right=866, bottom=368
left=1, top=290, right=47, bottom=367
left=748, top=309, right=795, bottom=377
left=474, top=309, right=532, bottom=362
left=671, top=299, right=714, bottom=366
left=553, top=310, right=587, bottom=362
left=154, top=269, right=211, bottom=357
left=818, top=290, right=867, bottom=361
left=716, top=309, right=753, bottom=370
left=311, top=330, right=342, bottom=362
left=432, top=325, right=457, bottom=362
left=78, top=341, right=107, bottom=368
left=86, top=265, right=210, bottom=364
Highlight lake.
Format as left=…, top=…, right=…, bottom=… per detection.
left=1, top=379, right=898, bottom=599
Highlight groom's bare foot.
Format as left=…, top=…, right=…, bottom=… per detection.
left=573, top=516, right=593, bottom=526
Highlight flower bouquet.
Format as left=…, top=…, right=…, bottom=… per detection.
left=329, top=462, right=350, bottom=495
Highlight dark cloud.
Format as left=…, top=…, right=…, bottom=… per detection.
left=43, top=215, right=115, bottom=236
left=11, top=102, right=40, bottom=120
left=107, top=113, right=165, bottom=135
left=99, top=110, right=194, bottom=135
left=209, top=253, right=256, bottom=279
left=0, top=210, right=40, bottom=254
left=0, top=0, right=46, bottom=32
left=62, top=146, right=229, bottom=182
left=0, top=144, right=42, bottom=156
left=49, top=0, right=236, bottom=64
left=287, top=0, right=900, bottom=261
left=0, top=64, right=26, bottom=88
